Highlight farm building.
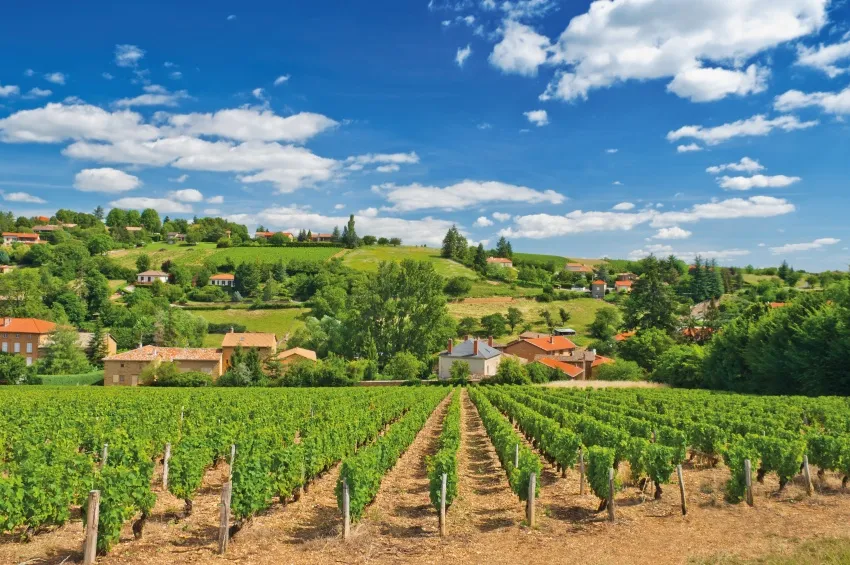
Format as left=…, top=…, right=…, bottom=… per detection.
left=310, top=233, right=333, bottom=242
left=209, top=273, right=235, bottom=287
left=437, top=337, right=502, bottom=380
left=486, top=257, right=513, bottom=268
left=277, top=347, right=318, bottom=364
left=591, top=280, right=607, bottom=299
left=103, top=345, right=223, bottom=386
left=615, top=280, right=633, bottom=292
left=0, top=317, right=56, bottom=365
left=166, top=232, right=186, bottom=243
left=503, top=335, right=577, bottom=363
left=136, top=270, right=169, bottom=285
left=2, top=232, right=42, bottom=245
left=221, top=331, right=278, bottom=368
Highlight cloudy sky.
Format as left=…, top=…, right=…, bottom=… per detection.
left=1, top=0, right=849, bottom=269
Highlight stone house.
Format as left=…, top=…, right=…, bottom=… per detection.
left=102, top=345, right=223, bottom=386
left=438, top=337, right=502, bottom=380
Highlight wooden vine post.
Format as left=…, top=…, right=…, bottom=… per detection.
left=514, top=443, right=519, bottom=469
left=607, top=468, right=616, bottom=522
left=83, top=490, right=100, bottom=565
left=578, top=448, right=586, bottom=495
left=744, top=459, right=754, bottom=507
left=229, top=444, right=236, bottom=479
left=342, top=478, right=351, bottom=540
left=100, top=443, right=108, bottom=470
left=218, top=481, right=232, bottom=554
left=802, top=455, right=814, bottom=496
left=162, top=443, right=171, bottom=491
left=676, top=464, right=687, bottom=516
left=527, top=472, right=537, bottom=527
left=439, top=473, right=447, bottom=537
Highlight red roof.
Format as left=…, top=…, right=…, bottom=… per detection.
left=614, top=331, right=635, bottom=342
left=487, top=257, right=512, bottom=263
left=615, top=280, right=633, bottom=287
left=592, top=354, right=615, bottom=367
left=592, top=279, right=606, bottom=285
left=2, top=232, right=40, bottom=239
left=255, top=231, right=275, bottom=237
left=0, top=317, right=56, bottom=334
left=522, top=335, right=576, bottom=352
left=210, top=273, right=235, bottom=280
left=769, top=302, right=787, bottom=308
left=537, top=357, right=583, bottom=378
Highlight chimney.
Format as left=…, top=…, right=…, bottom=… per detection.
left=3, top=317, right=10, bottom=326
left=488, top=335, right=493, bottom=347
left=230, top=326, right=234, bottom=333
left=592, top=349, right=597, bottom=355
left=447, top=339, right=453, bottom=354
left=549, top=335, right=554, bottom=344
left=473, top=340, right=479, bottom=355
left=465, top=334, right=470, bottom=342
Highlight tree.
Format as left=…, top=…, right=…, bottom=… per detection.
left=539, top=309, right=554, bottom=333
left=83, top=269, right=110, bottom=319
left=0, top=352, right=37, bottom=384
left=449, top=360, right=470, bottom=384
left=136, top=254, right=152, bottom=273
left=105, top=208, right=127, bottom=228
left=495, top=236, right=513, bottom=258
left=40, top=327, right=92, bottom=375
left=618, top=328, right=674, bottom=373
left=441, top=225, right=467, bottom=260
left=480, top=313, right=507, bottom=338
left=588, top=307, right=622, bottom=340
left=383, top=351, right=425, bottom=380
left=331, top=226, right=341, bottom=243
left=125, top=209, right=142, bottom=227
left=473, top=244, right=487, bottom=272
left=444, top=276, right=472, bottom=297
left=777, top=260, right=790, bottom=282
left=140, top=208, right=161, bottom=233
left=457, top=317, right=478, bottom=337
left=93, top=206, right=105, bottom=221
left=623, top=255, right=678, bottom=333
left=87, top=234, right=113, bottom=256
left=558, top=307, right=571, bottom=326
left=234, top=262, right=261, bottom=296
left=269, top=232, right=289, bottom=245
left=389, top=237, right=402, bottom=246
left=653, top=344, right=705, bottom=388
left=343, top=214, right=359, bottom=248
left=595, top=360, right=643, bottom=381
left=491, top=357, right=530, bottom=384
left=88, top=321, right=110, bottom=367
left=506, top=307, right=524, bottom=333
left=361, top=235, right=377, bottom=246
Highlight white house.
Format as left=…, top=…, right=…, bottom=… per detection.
left=486, top=257, right=513, bottom=268
left=438, top=337, right=502, bottom=380
left=136, top=270, right=169, bottom=285
left=209, top=273, right=235, bottom=287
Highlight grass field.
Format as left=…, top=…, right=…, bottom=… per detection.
left=39, top=371, right=104, bottom=386
left=110, top=243, right=340, bottom=270
left=742, top=273, right=781, bottom=285
left=194, top=307, right=309, bottom=346
left=341, top=246, right=478, bottom=279
left=447, top=296, right=610, bottom=345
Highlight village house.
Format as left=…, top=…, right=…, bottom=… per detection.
left=2, top=232, right=42, bottom=245
left=277, top=347, right=318, bottom=365
left=166, top=232, right=186, bottom=243
left=255, top=230, right=294, bottom=241
left=565, top=262, right=594, bottom=274
left=310, top=233, right=333, bottom=242
left=39, top=331, right=118, bottom=358
left=535, top=349, right=614, bottom=380
left=221, top=331, right=278, bottom=368
left=617, top=272, right=637, bottom=281
left=502, top=334, right=576, bottom=363
left=486, top=257, right=513, bottom=268
left=614, top=280, right=633, bottom=292
left=536, top=357, right=584, bottom=379
left=591, top=279, right=607, bottom=299
left=209, top=273, right=235, bottom=287
left=437, top=337, right=502, bottom=380
left=32, top=225, right=63, bottom=234
left=0, top=317, right=56, bottom=366
left=136, top=270, right=169, bottom=285
left=0, top=265, right=15, bottom=274
left=614, top=331, right=635, bottom=342
left=102, top=345, right=223, bottom=386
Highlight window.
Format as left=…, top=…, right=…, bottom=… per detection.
left=15, top=333, right=19, bottom=338
left=26, top=357, right=32, bottom=366
left=26, top=343, right=32, bottom=353
left=120, top=363, right=125, bottom=368
left=1, top=343, right=6, bottom=352
left=112, top=375, right=119, bottom=384
left=13, top=343, right=20, bottom=353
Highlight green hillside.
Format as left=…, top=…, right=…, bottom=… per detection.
left=341, top=246, right=478, bottom=279
left=110, top=242, right=341, bottom=270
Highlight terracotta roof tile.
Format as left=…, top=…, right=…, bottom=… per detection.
left=522, top=335, right=576, bottom=352
left=104, top=345, right=222, bottom=362
left=210, top=273, right=235, bottom=280
left=277, top=347, right=317, bottom=361
left=221, top=332, right=277, bottom=348
left=537, top=357, right=584, bottom=378
left=0, top=317, right=56, bottom=334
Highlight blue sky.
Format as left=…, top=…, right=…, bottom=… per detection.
left=1, top=0, right=849, bottom=270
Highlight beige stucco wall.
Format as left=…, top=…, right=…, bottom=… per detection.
left=104, top=357, right=222, bottom=386
left=438, top=355, right=501, bottom=380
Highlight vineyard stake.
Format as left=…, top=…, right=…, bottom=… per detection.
left=83, top=490, right=100, bottom=565
left=342, top=478, right=351, bottom=540
left=180, top=406, right=184, bottom=424
left=676, top=464, right=687, bottom=516
left=607, top=468, right=616, bottom=522
left=802, top=455, right=813, bottom=496
left=162, top=443, right=171, bottom=491
left=100, top=443, right=108, bottom=469
left=229, top=444, right=236, bottom=480
left=514, top=443, right=519, bottom=469
left=527, top=472, right=536, bottom=528
left=744, top=459, right=754, bottom=507
left=439, top=472, right=447, bottom=537
left=578, top=448, right=585, bottom=496
left=218, top=481, right=232, bottom=554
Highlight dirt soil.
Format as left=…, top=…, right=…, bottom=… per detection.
left=3, top=389, right=850, bottom=565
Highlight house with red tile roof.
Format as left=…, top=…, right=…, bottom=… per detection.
left=2, top=232, right=42, bottom=245
left=103, top=345, right=223, bottom=386
left=221, top=331, right=278, bottom=368
left=0, top=317, right=56, bottom=365
left=503, top=334, right=576, bottom=363
left=209, top=273, right=235, bottom=287
left=536, top=357, right=584, bottom=379
left=486, top=257, right=514, bottom=268
left=614, top=280, right=633, bottom=292
left=310, top=233, right=334, bottom=242
left=591, top=279, right=607, bottom=299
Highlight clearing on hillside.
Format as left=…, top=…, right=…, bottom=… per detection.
left=109, top=242, right=340, bottom=269
left=193, top=306, right=308, bottom=346
left=342, top=246, right=477, bottom=279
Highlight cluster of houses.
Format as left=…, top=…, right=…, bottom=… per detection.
left=0, top=317, right=117, bottom=366
left=254, top=231, right=333, bottom=242
left=437, top=332, right=613, bottom=382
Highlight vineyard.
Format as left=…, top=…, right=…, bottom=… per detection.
left=2, top=386, right=850, bottom=564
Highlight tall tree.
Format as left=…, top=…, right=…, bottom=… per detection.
left=93, top=206, right=105, bottom=221
left=495, top=236, right=513, bottom=258
left=140, top=208, right=161, bottom=233
left=136, top=254, right=152, bottom=272
left=473, top=243, right=487, bottom=272
left=506, top=307, right=523, bottom=333
left=41, top=327, right=92, bottom=375
left=343, top=214, right=359, bottom=248
left=623, top=255, right=678, bottom=333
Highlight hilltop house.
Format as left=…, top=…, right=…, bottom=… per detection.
left=2, top=233, right=41, bottom=245
left=503, top=334, right=577, bottom=363
left=209, top=273, right=235, bottom=287
left=487, top=257, right=513, bottom=268
left=221, top=331, right=278, bottom=368
left=136, top=270, right=169, bottom=285
left=166, top=232, right=186, bottom=243
left=277, top=347, right=318, bottom=365
left=103, top=345, right=223, bottom=386
left=565, top=263, right=594, bottom=274
left=0, top=317, right=56, bottom=365
left=438, top=337, right=502, bottom=380
left=310, top=233, right=333, bottom=242
left=591, top=280, right=607, bottom=299
left=614, top=280, right=633, bottom=293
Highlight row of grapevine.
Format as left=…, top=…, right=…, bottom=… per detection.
left=427, top=388, right=461, bottom=513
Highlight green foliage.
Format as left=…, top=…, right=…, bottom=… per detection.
left=490, top=357, right=530, bottom=384
left=427, top=390, right=460, bottom=511
left=154, top=371, right=213, bottom=387
left=0, top=352, right=38, bottom=384
left=480, top=313, right=508, bottom=338
left=444, top=276, right=473, bottom=297
left=623, top=255, right=679, bottom=333
left=39, top=327, right=93, bottom=375
left=653, top=344, right=705, bottom=387
left=618, top=328, right=674, bottom=372
left=594, top=360, right=643, bottom=381
left=383, top=351, right=425, bottom=381
left=449, top=360, right=470, bottom=384
left=587, top=446, right=619, bottom=505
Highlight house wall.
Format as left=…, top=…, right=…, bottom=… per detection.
left=210, top=279, right=234, bottom=287
left=103, top=357, right=223, bottom=386
left=222, top=345, right=274, bottom=369
left=0, top=331, right=44, bottom=366
left=503, top=341, right=574, bottom=363
left=591, top=285, right=606, bottom=299
left=438, top=355, right=500, bottom=379
left=136, top=275, right=169, bottom=284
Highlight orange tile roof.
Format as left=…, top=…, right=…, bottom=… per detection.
left=614, top=331, right=635, bottom=342
left=210, top=273, right=235, bottom=280
left=592, top=279, right=606, bottom=285
left=277, top=347, right=317, bottom=361
left=0, top=317, right=56, bottom=334
left=221, top=332, right=277, bottom=349
left=2, top=232, right=40, bottom=239
left=769, top=302, right=787, bottom=308
left=537, top=357, right=583, bottom=378
left=523, top=335, right=577, bottom=352
left=104, top=345, right=222, bottom=362
left=255, top=231, right=275, bottom=237
left=487, top=257, right=513, bottom=263
left=592, top=354, right=615, bottom=367
left=615, top=280, right=633, bottom=287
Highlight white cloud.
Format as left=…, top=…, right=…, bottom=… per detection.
left=170, top=71, right=183, bottom=80
left=206, top=195, right=224, bottom=204
left=477, top=122, right=493, bottom=130
left=102, top=72, right=114, bottom=80
left=110, top=197, right=193, bottom=214
left=612, top=202, right=634, bottom=211
left=0, top=103, right=159, bottom=143
left=492, top=212, right=512, bottom=222
left=168, top=174, right=189, bottom=183
left=796, top=39, right=850, bottom=77
left=474, top=216, right=494, bottom=227
left=489, top=20, right=551, bottom=77
left=169, top=188, right=204, bottom=202
left=346, top=152, right=419, bottom=171
left=273, top=75, right=291, bottom=86
left=376, top=180, right=565, bottom=212
left=23, top=88, right=52, bottom=99
left=0, top=83, right=20, bottom=97
left=334, top=204, right=345, bottom=210
left=651, top=226, right=692, bottom=240
left=166, top=108, right=338, bottom=142
left=24, top=69, right=35, bottom=77
left=718, top=174, right=801, bottom=191
left=357, top=207, right=379, bottom=217
left=456, top=44, right=473, bottom=67
left=252, top=88, right=266, bottom=100
left=203, top=208, right=221, bottom=216
left=677, top=143, right=703, bottom=153
left=2, top=191, right=46, bottom=204
left=500, top=0, right=559, bottom=20
left=612, top=180, right=623, bottom=186
left=539, top=0, right=827, bottom=102
left=629, top=244, right=750, bottom=261
left=114, top=85, right=190, bottom=108
left=43, top=72, right=66, bottom=85
left=605, top=148, right=618, bottom=154
left=74, top=167, right=141, bottom=193
left=706, top=157, right=764, bottom=174
left=770, top=237, right=840, bottom=254
left=774, top=85, right=850, bottom=115
left=227, top=14, right=236, bottom=21
left=666, top=64, right=769, bottom=102
left=523, top=109, right=548, bottom=127
left=376, top=164, right=400, bottom=173
left=501, top=196, right=795, bottom=238
left=227, top=206, right=457, bottom=246
left=115, top=44, right=145, bottom=67
left=668, top=114, right=818, bottom=146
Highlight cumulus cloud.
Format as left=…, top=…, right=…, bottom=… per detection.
left=346, top=152, right=419, bottom=173
left=375, top=180, right=565, bottom=212
left=538, top=0, right=827, bottom=102
left=676, top=143, right=703, bottom=153
left=168, top=174, right=189, bottom=183
left=334, top=204, right=345, bottom=210
left=252, top=88, right=266, bottom=100
left=74, top=168, right=142, bottom=193
left=651, top=226, right=692, bottom=240
left=358, top=207, right=379, bottom=217
left=376, top=164, right=400, bottom=173
left=774, top=85, right=850, bottom=115
left=169, top=188, right=204, bottom=202
left=2, top=191, right=46, bottom=204
left=43, top=72, right=66, bottom=85
left=23, top=88, right=52, bottom=99
left=115, top=44, right=145, bottom=67
left=206, top=195, right=224, bottom=204
left=456, top=44, right=473, bottom=67
left=273, top=75, right=291, bottom=86
left=605, top=148, right=618, bottom=154
left=114, top=85, right=190, bottom=108
left=0, top=83, right=20, bottom=97
left=166, top=108, right=338, bottom=142
left=717, top=174, right=801, bottom=191
left=612, top=202, right=635, bottom=211
left=489, top=20, right=551, bottom=76
left=523, top=109, right=548, bottom=126
left=110, top=197, right=193, bottom=214
left=492, top=212, right=512, bottom=222
left=667, top=114, right=818, bottom=146
left=796, top=39, right=850, bottom=77
left=706, top=157, right=764, bottom=174
left=629, top=244, right=750, bottom=261
left=770, top=237, right=840, bottom=254
left=0, top=103, right=159, bottom=143
left=474, top=216, right=494, bottom=227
